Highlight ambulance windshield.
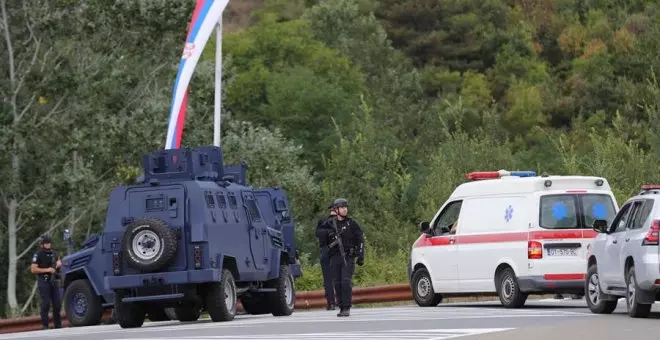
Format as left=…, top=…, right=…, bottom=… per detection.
left=539, top=194, right=616, bottom=229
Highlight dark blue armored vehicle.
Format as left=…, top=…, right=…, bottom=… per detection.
left=60, top=145, right=302, bottom=328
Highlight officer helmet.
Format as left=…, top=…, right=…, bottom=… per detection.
left=332, top=198, right=348, bottom=209
left=40, top=235, right=52, bottom=244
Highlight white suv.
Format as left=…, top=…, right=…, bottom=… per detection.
left=586, top=184, right=660, bottom=318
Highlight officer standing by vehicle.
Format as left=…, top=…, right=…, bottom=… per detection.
left=318, top=198, right=364, bottom=317
left=316, top=203, right=337, bottom=310
left=31, top=235, right=62, bottom=330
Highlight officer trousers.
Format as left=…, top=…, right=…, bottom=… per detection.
left=330, top=254, right=355, bottom=309
left=38, top=279, right=62, bottom=328
left=319, top=247, right=335, bottom=305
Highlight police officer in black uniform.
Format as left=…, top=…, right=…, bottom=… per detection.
left=318, top=198, right=364, bottom=317
left=31, top=235, right=62, bottom=330
left=316, top=203, right=337, bottom=310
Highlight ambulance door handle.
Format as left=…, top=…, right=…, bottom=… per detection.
left=449, top=236, right=456, bottom=244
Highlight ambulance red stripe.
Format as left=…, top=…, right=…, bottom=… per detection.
left=414, top=229, right=599, bottom=248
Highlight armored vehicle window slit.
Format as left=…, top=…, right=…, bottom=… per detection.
left=215, top=193, right=227, bottom=209
left=228, top=193, right=238, bottom=209
left=246, top=198, right=262, bottom=222
left=205, top=191, right=215, bottom=208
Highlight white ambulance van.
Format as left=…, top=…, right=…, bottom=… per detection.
left=408, top=170, right=619, bottom=308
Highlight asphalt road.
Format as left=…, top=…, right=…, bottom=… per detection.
left=3, top=298, right=660, bottom=340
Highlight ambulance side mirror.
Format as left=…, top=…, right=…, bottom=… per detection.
left=419, top=221, right=430, bottom=234
left=592, top=219, right=608, bottom=233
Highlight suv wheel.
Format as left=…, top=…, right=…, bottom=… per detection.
left=411, top=268, right=443, bottom=307
left=585, top=264, right=617, bottom=314
left=625, top=266, right=652, bottom=318
left=497, top=267, right=527, bottom=308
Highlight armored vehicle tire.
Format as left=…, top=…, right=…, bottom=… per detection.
left=241, top=295, right=271, bottom=315
left=122, top=218, right=178, bottom=273
left=585, top=264, right=617, bottom=314
left=164, top=307, right=177, bottom=320
left=114, top=292, right=146, bottom=328
left=496, top=267, right=528, bottom=308
left=269, top=264, right=295, bottom=316
left=147, top=308, right=172, bottom=321
left=174, top=305, right=202, bottom=322
left=63, top=279, right=103, bottom=327
left=411, top=268, right=443, bottom=307
left=206, top=269, right=237, bottom=322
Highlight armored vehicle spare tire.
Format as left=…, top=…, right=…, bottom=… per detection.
left=122, top=218, right=178, bottom=273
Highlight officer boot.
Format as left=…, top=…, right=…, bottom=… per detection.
left=337, top=308, right=350, bottom=317
left=326, top=302, right=335, bottom=310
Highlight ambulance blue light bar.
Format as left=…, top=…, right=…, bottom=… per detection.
left=465, top=170, right=536, bottom=181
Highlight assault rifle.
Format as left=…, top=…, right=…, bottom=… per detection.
left=327, top=217, right=348, bottom=267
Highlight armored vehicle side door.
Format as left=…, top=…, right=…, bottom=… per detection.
left=242, top=191, right=267, bottom=271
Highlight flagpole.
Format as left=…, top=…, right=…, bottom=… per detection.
left=213, top=15, right=222, bottom=148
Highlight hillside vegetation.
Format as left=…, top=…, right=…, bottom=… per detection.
left=1, top=0, right=659, bottom=317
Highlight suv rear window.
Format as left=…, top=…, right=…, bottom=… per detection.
left=540, top=194, right=616, bottom=229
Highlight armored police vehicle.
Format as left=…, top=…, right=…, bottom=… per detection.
left=60, top=145, right=302, bottom=328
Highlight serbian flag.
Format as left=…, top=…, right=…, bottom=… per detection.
left=164, top=0, right=229, bottom=150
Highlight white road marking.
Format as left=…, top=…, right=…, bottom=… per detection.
left=0, top=306, right=590, bottom=339
left=102, top=328, right=515, bottom=340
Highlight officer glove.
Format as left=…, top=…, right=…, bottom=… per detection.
left=356, top=256, right=364, bottom=266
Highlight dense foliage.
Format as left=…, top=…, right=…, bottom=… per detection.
left=1, top=0, right=659, bottom=316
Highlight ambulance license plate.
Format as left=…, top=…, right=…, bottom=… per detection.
left=547, top=248, right=578, bottom=256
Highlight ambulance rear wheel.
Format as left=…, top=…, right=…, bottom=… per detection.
left=497, top=267, right=527, bottom=308
left=412, top=268, right=443, bottom=307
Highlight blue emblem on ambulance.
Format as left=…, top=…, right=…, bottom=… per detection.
left=592, top=202, right=607, bottom=220
left=552, top=202, right=568, bottom=220
left=505, top=205, right=513, bottom=222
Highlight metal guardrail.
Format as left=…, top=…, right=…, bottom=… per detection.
left=0, top=284, right=412, bottom=334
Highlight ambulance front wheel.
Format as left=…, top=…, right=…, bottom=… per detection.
left=497, top=267, right=528, bottom=308
left=412, top=268, right=443, bottom=307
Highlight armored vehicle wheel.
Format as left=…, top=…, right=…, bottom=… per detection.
left=147, top=307, right=172, bottom=321
left=63, top=279, right=103, bottom=327
left=241, top=295, right=271, bottom=315
left=269, top=264, right=295, bottom=316
left=206, top=269, right=237, bottom=322
left=164, top=307, right=177, bottom=320
left=173, top=304, right=202, bottom=322
left=122, top=218, right=178, bottom=273
left=114, top=291, right=146, bottom=328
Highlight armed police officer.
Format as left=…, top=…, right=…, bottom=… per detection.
left=31, top=235, right=62, bottom=329
left=316, top=203, right=337, bottom=310
left=317, top=198, right=364, bottom=317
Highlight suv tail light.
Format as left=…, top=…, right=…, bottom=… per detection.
left=642, top=220, right=660, bottom=246
left=528, top=241, right=542, bottom=259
